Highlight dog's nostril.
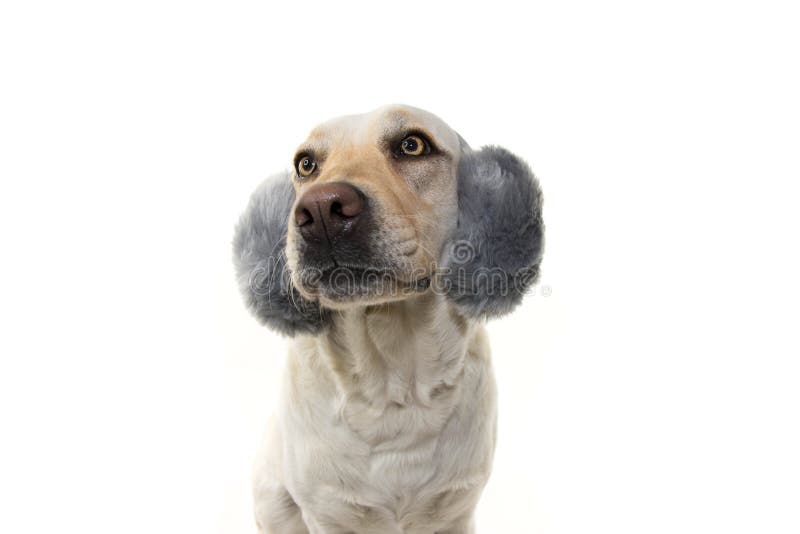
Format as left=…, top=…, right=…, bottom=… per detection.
left=296, top=208, right=314, bottom=227
left=294, top=182, right=365, bottom=240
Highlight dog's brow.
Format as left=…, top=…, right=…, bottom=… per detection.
left=379, top=121, right=436, bottom=148
left=294, top=142, right=326, bottom=161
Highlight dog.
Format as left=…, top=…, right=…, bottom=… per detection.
left=233, top=105, right=544, bottom=533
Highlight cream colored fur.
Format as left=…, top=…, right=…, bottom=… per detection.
left=253, top=106, right=497, bottom=533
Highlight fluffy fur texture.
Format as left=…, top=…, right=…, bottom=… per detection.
left=442, top=145, right=545, bottom=318
left=233, top=173, right=329, bottom=336
left=233, top=149, right=543, bottom=334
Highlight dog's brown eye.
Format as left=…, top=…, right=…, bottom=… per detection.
left=400, top=135, right=428, bottom=156
left=297, top=156, right=316, bottom=178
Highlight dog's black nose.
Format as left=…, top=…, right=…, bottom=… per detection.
left=294, top=182, right=365, bottom=242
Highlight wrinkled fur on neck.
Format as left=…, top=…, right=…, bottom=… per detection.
left=305, top=292, right=479, bottom=447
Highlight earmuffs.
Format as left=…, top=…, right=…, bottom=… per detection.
left=233, top=145, right=544, bottom=337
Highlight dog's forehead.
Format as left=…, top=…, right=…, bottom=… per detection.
left=302, top=105, right=460, bottom=154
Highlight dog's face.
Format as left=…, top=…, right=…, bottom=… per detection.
left=285, top=105, right=463, bottom=308
left=234, top=104, right=544, bottom=336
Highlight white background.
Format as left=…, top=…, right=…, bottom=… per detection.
left=1, top=1, right=799, bottom=533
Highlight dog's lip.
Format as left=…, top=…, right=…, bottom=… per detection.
left=296, top=263, right=431, bottom=290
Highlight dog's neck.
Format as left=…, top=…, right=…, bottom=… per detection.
left=315, top=292, right=479, bottom=445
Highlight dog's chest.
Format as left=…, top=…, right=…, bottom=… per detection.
left=278, top=307, right=496, bottom=530
left=286, top=396, right=491, bottom=532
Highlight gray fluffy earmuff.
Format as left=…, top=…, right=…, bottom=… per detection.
left=232, top=146, right=544, bottom=336
left=440, top=146, right=544, bottom=318
left=232, top=173, right=330, bottom=336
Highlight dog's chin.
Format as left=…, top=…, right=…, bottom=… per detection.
left=291, top=264, right=431, bottom=310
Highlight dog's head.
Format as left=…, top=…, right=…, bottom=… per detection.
left=234, top=105, right=544, bottom=336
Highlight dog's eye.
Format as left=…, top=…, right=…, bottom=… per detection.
left=296, top=156, right=317, bottom=178
left=399, top=135, right=429, bottom=157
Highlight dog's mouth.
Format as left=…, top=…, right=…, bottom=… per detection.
left=292, top=262, right=431, bottom=306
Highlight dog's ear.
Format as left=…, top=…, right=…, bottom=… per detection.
left=442, top=146, right=545, bottom=318
left=233, top=172, right=329, bottom=336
